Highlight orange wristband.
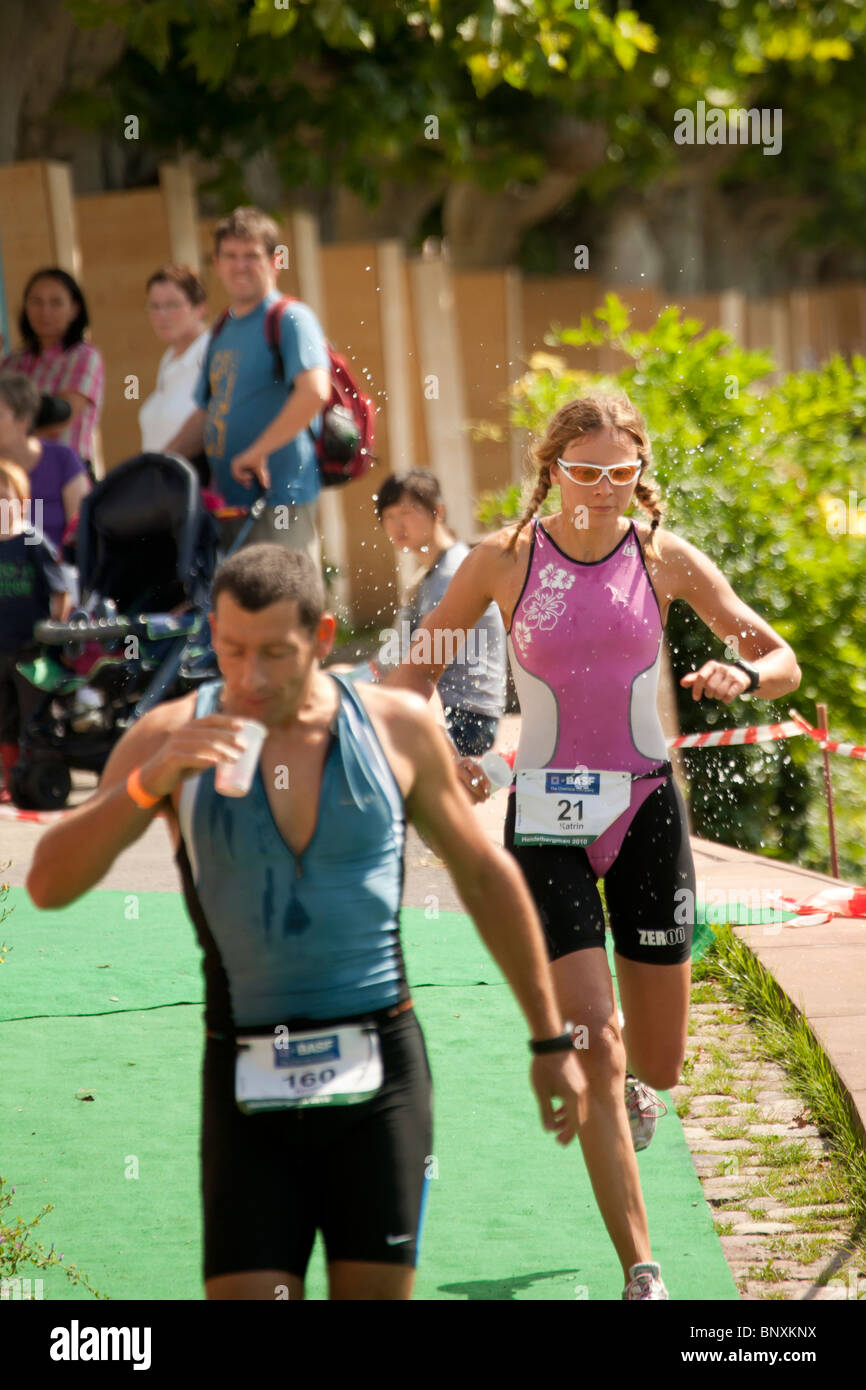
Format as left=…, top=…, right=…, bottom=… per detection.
left=126, top=767, right=161, bottom=810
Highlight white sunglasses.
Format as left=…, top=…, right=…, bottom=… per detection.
left=556, top=458, right=642, bottom=486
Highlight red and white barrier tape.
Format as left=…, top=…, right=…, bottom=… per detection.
left=667, top=711, right=866, bottom=760
left=667, top=720, right=804, bottom=750
left=767, top=885, right=866, bottom=920
left=2, top=712, right=862, bottom=823
left=789, top=709, right=866, bottom=762
left=488, top=712, right=858, bottom=769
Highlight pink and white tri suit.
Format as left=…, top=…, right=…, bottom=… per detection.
left=508, top=518, right=671, bottom=877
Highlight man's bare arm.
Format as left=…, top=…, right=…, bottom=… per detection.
left=26, top=703, right=246, bottom=910
left=27, top=710, right=177, bottom=909
left=382, top=694, right=586, bottom=1142
left=402, top=704, right=561, bottom=1043
left=230, top=369, right=332, bottom=489
left=247, top=368, right=331, bottom=458
left=165, top=408, right=207, bottom=460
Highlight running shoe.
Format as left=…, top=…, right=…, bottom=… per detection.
left=625, top=1074, right=667, bottom=1151
left=622, top=1262, right=669, bottom=1300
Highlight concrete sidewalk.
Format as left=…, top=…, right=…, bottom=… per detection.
left=473, top=715, right=866, bottom=1138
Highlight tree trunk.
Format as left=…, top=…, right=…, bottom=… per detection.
left=10, top=2, right=125, bottom=168
left=333, top=182, right=448, bottom=244
left=0, top=0, right=55, bottom=163
left=442, top=170, right=580, bottom=269
left=641, top=181, right=708, bottom=295
left=594, top=206, right=665, bottom=287
left=443, top=117, right=608, bottom=269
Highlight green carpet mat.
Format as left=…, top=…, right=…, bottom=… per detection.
left=0, top=889, right=512, bottom=1023
left=0, top=888, right=204, bottom=1023
left=0, top=885, right=718, bottom=1024
left=1, top=891, right=738, bottom=1301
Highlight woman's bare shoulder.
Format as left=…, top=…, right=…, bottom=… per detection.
left=633, top=521, right=722, bottom=610
left=633, top=519, right=697, bottom=564
left=472, top=521, right=535, bottom=566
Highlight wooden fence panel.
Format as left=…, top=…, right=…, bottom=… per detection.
left=520, top=274, right=604, bottom=375
left=0, top=161, right=79, bottom=352
left=319, top=242, right=396, bottom=629
left=832, top=283, right=866, bottom=360
left=786, top=287, right=839, bottom=371
left=744, top=297, right=790, bottom=374
left=408, top=257, right=476, bottom=543
left=679, top=293, right=726, bottom=332
left=76, top=166, right=201, bottom=469
left=404, top=258, right=431, bottom=472
left=452, top=268, right=520, bottom=501
left=76, top=187, right=173, bottom=468
left=376, top=241, right=415, bottom=473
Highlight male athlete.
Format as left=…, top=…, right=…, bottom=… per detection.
left=27, top=544, right=586, bottom=1301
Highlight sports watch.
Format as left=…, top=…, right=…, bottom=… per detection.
left=729, top=658, right=760, bottom=692
left=529, top=1022, right=577, bottom=1055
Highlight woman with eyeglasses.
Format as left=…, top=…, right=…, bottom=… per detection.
left=385, top=392, right=800, bottom=1300
left=139, top=265, right=210, bottom=484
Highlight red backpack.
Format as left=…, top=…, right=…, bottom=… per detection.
left=206, top=294, right=376, bottom=488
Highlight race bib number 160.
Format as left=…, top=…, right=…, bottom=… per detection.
left=235, top=1023, right=383, bottom=1113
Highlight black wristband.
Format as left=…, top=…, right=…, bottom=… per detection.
left=529, top=1031, right=575, bottom=1055
left=729, top=657, right=760, bottom=692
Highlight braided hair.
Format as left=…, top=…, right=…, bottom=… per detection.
left=507, top=392, right=663, bottom=558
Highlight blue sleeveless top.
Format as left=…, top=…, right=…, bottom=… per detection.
left=175, top=673, right=408, bottom=1030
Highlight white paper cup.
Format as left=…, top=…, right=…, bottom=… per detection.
left=480, top=750, right=516, bottom=791
left=214, top=719, right=268, bottom=797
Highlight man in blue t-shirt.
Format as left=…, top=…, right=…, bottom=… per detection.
left=167, top=207, right=331, bottom=564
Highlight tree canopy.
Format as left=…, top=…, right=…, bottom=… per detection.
left=60, top=0, right=866, bottom=271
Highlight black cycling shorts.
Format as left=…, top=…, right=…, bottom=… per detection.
left=201, top=1007, right=434, bottom=1282
left=504, top=778, right=695, bottom=966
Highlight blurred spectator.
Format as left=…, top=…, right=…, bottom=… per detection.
left=0, top=268, right=104, bottom=480
left=0, top=373, right=91, bottom=553
left=0, top=459, right=70, bottom=801
left=139, top=265, right=210, bottom=482
left=375, top=469, right=507, bottom=756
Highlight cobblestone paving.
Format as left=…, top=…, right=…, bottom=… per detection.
left=671, top=987, right=866, bottom=1301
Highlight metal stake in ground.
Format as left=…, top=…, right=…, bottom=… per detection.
left=817, top=702, right=839, bottom=878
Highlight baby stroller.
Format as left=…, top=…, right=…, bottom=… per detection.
left=11, top=453, right=221, bottom=810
